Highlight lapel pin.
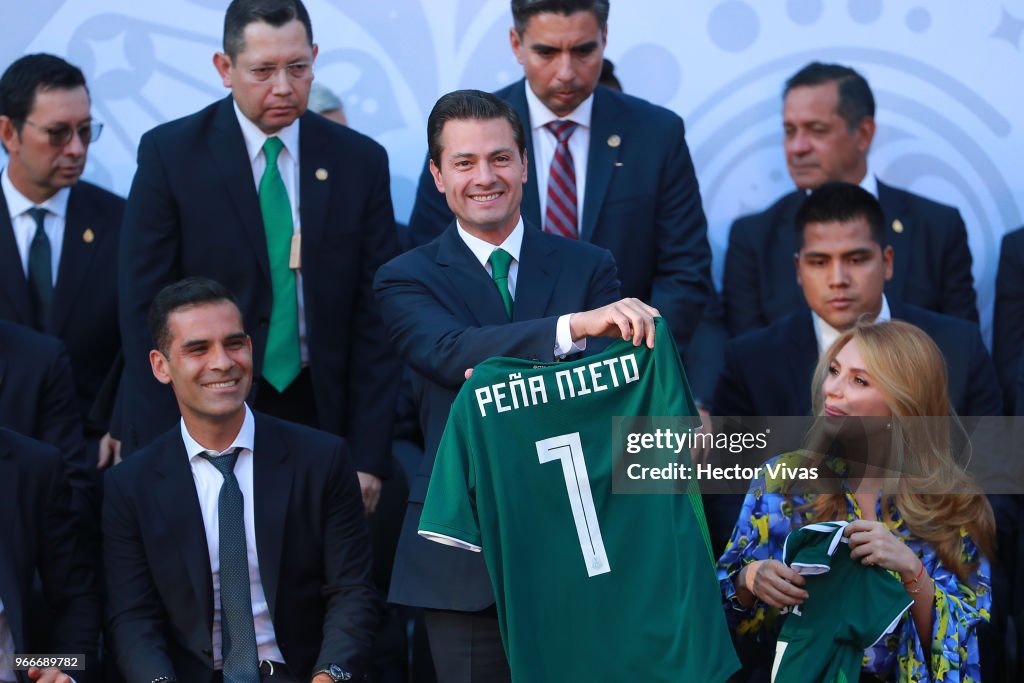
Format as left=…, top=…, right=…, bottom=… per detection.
left=82, top=228, right=95, bottom=244
left=614, top=162, right=624, bottom=167
left=892, top=219, right=904, bottom=234
left=315, top=168, right=329, bottom=181
left=607, top=134, right=621, bottom=148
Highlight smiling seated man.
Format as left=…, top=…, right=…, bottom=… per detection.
left=103, top=277, right=377, bottom=683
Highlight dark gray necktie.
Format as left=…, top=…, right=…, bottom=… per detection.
left=199, top=448, right=260, bottom=683
left=25, top=207, right=53, bottom=331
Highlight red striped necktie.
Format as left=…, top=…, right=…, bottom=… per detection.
left=544, top=120, right=579, bottom=239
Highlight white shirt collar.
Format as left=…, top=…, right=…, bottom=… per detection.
left=1, top=165, right=71, bottom=219
left=523, top=81, right=594, bottom=130
left=800, top=165, right=878, bottom=198
left=456, top=217, right=525, bottom=269
left=180, top=403, right=256, bottom=459
left=812, top=294, right=892, bottom=354
left=858, top=165, right=878, bottom=197
left=232, top=100, right=300, bottom=166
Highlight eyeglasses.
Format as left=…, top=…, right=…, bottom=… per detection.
left=246, top=62, right=313, bottom=83
left=20, top=119, right=104, bottom=147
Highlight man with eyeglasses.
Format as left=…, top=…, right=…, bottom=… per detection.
left=0, top=53, right=124, bottom=475
left=118, top=0, right=400, bottom=519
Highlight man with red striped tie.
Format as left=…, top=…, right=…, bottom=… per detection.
left=409, top=0, right=713, bottom=353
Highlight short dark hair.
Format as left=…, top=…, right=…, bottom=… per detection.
left=427, top=89, right=527, bottom=168
left=0, top=54, right=87, bottom=132
left=223, top=0, right=313, bottom=59
left=795, top=181, right=887, bottom=250
left=784, top=61, right=875, bottom=131
left=511, top=0, right=610, bottom=34
left=148, top=277, right=242, bottom=355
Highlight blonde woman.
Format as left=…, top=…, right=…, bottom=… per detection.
left=717, top=320, right=994, bottom=681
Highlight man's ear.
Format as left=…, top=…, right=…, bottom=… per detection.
left=882, top=245, right=894, bottom=281
left=429, top=158, right=445, bottom=194
left=213, top=52, right=233, bottom=89
left=510, top=27, right=525, bottom=65
left=150, top=349, right=173, bottom=386
left=0, top=116, right=18, bottom=155
left=856, top=116, right=876, bottom=154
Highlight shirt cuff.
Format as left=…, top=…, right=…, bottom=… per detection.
left=555, top=314, right=586, bottom=358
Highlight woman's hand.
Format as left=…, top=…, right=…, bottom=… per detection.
left=737, top=559, right=809, bottom=608
left=844, top=519, right=920, bottom=579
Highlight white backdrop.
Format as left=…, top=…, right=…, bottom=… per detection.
left=4, top=0, right=1023, bottom=340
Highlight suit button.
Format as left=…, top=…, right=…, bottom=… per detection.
left=259, top=317, right=269, bottom=327
left=202, top=648, right=212, bottom=656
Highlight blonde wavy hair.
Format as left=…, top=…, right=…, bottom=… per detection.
left=806, top=320, right=994, bottom=580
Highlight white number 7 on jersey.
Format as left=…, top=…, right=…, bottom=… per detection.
left=536, top=432, right=611, bottom=577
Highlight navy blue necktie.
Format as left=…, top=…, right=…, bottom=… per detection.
left=25, top=207, right=53, bottom=331
left=200, top=448, right=260, bottom=683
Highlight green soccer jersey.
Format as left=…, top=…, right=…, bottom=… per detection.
left=772, top=521, right=914, bottom=683
left=419, top=320, right=739, bottom=682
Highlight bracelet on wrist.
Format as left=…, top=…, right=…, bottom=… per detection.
left=902, top=559, right=929, bottom=594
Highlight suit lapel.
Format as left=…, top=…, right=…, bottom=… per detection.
left=0, top=445, right=24, bottom=653
left=581, top=88, right=620, bottom=243
left=506, top=82, right=541, bottom=226
left=878, top=181, right=910, bottom=301
left=50, top=186, right=98, bottom=336
left=252, top=415, right=291, bottom=617
left=154, top=435, right=215, bottom=630
left=436, top=224, right=511, bottom=327
left=297, top=113, right=330, bottom=259
left=513, top=225, right=557, bottom=321
left=0, top=190, right=33, bottom=325
left=208, top=97, right=270, bottom=279
left=788, top=310, right=820, bottom=415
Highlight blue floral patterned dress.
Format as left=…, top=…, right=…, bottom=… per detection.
left=717, top=453, right=991, bottom=682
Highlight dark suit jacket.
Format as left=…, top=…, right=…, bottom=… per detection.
left=102, top=412, right=378, bottom=682
left=0, top=181, right=123, bottom=434
left=722, top=182, right=978, bottom=335
left=0, top=428, right=100, bottom=683
left=0, top=321, right=91, bottom=517
left=713, top=301, right=1003, bottom=419
left=118, top=96, right=399, bottom=473
left=407, top=80, right=711, bottom=349
left=374, top=223, right=620, bottom=610
left=994, top=226, right=1024, bottom=415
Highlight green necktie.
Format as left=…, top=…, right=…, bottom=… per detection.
left=259, top=137, right=301, bottom=392
left=488, top=248, right=514, bottom=320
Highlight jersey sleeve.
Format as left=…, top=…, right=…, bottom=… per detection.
left=847, top=565, right=913, bottom=650
left=418, top=397, right=482, bottom=552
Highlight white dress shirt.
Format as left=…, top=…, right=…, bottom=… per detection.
left=524, top=83, right=594, bottom=225
left=180, top=404, right=285, bottom=668
left=233, top=102, right=309, bottom=364
left=1, top=165, right=68, bottom=284
left=455, top=218, right=584, bottom=357
left=812, top=294, right=892, bottom=355
left=858, top=166, right=879, bottom=198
